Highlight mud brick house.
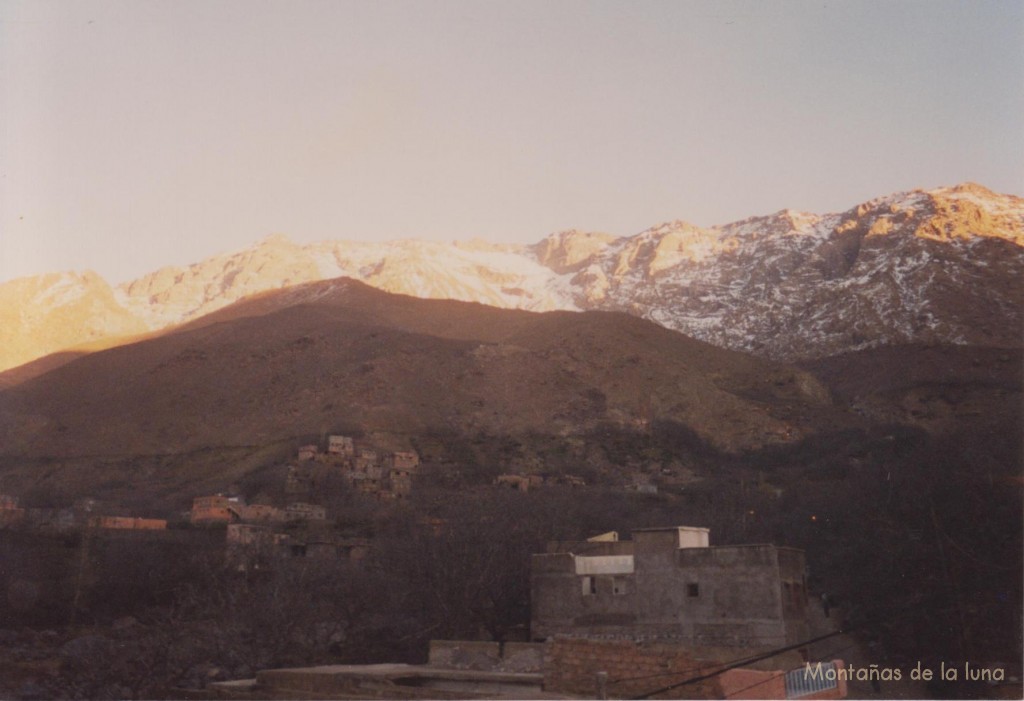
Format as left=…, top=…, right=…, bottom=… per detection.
left=327, top=434, right=355, bottom=457
left=388, top=450, right=420, bottom=470
left=354, top=448, right=378, bottom=472
left=284, top=436, right=421, bottom=500
left=285, top=464, right=313, bottom=494
left=89, top=516, right=167, bottom=530
left=496, top=474, right=531, bottom=492
left=0, top=494, right=25, bottom=526
left=531, top=526, right=809, bottom=648
left=239, top=503, right=285, bottom=522
left=285, top=502, right=327, bottom=522
left=191, top=495, right=242, bottom=524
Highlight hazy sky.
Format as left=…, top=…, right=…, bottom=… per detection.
left=2, top=0, right=1022, bottom=284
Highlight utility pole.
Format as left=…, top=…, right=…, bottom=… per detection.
left=70, top=520, right=95, bottom=627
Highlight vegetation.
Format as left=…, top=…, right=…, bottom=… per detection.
left=0, top=409, right=1019, bottom=699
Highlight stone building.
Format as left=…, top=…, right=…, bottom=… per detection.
left=530, top=526, right=809, bottom=648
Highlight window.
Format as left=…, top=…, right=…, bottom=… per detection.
left=582, top=576, right=596, bottom=596
left=612, top=578, right=628, bottom=595
left=687, top=583, right=700, bottom=598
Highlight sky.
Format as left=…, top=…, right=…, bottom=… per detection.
left=2, top=0, right=1022, bottom=284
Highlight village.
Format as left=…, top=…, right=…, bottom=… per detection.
left=1, top=440, right=1012, bottom=699
left=0, top=435, right=424, bottom=566
left=0, top=433, right=611, bottom=568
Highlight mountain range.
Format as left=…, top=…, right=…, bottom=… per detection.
left=2, top=182, right=1021, bottom=380
left=0, top=181, right=1019, bottom=680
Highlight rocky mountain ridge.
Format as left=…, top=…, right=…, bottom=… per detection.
left=2, top=182, right=1020, bottom=374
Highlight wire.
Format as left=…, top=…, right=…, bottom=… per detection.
left=609, top=636, right=812, bottom=686
left=630, top=628, right=852, bottom=699
left=719, top=640, right=863, bottom=699
left=627, top=601, right=965, bottom=699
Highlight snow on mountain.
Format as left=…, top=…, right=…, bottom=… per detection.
left=2, top=182, right=1021, bottom=375
left=0, top=271, right=149, bottom=375
left=560, top=184, right=1023, bottom=359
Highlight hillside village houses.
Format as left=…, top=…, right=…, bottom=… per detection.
left=191, top=434, right=421, bottom=525
left=0, top=435, right=416, bottom=565
left=0, top=493, right=169, bottom=531
left=493, top=472, right=586, bottom=492
left=189, top=436, right=419, bottom=566
left=286, top=435, right=419, bottom=500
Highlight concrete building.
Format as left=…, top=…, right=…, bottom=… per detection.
left=531, top=526, right=809, bottom=648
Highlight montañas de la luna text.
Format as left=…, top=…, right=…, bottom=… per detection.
left=804, top=661, right=1005, bottom=683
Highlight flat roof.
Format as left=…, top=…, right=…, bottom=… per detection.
left=631, top=526, right=709, bottom=532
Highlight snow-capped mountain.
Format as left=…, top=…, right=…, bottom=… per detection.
left=0, top=271, right=149, bottom=377
left=2, top=182, right=1021, bottom=375
left=564, top=183, right=1023, bottom=359
left=116, top=234, right=579, bottom=330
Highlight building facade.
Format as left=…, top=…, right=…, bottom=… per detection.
left=191, top=495, right=240, bottom=524
left=531, top=526, right=809, bottom=648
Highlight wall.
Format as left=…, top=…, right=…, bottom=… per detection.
left=427, top=640, right=544, bottom=673
left=718, top=660, right=847, bottom=700
left=532, top=542, right=806, bottom=647
left=327, top=436, right=354, bottom=455
left=92, top=516, right=167, bottom=530
left=542, top=637, right=723, bottom=699
left=191, top=496, right=233, bottom=524
left=391, top=451, right=419, bottom=469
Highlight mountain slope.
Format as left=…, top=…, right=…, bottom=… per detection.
left=581, top=183, right=1023, bottom=359
left=2, top=183, right=1020, bottom=376
left=0, top=280, right=850, bottom=499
